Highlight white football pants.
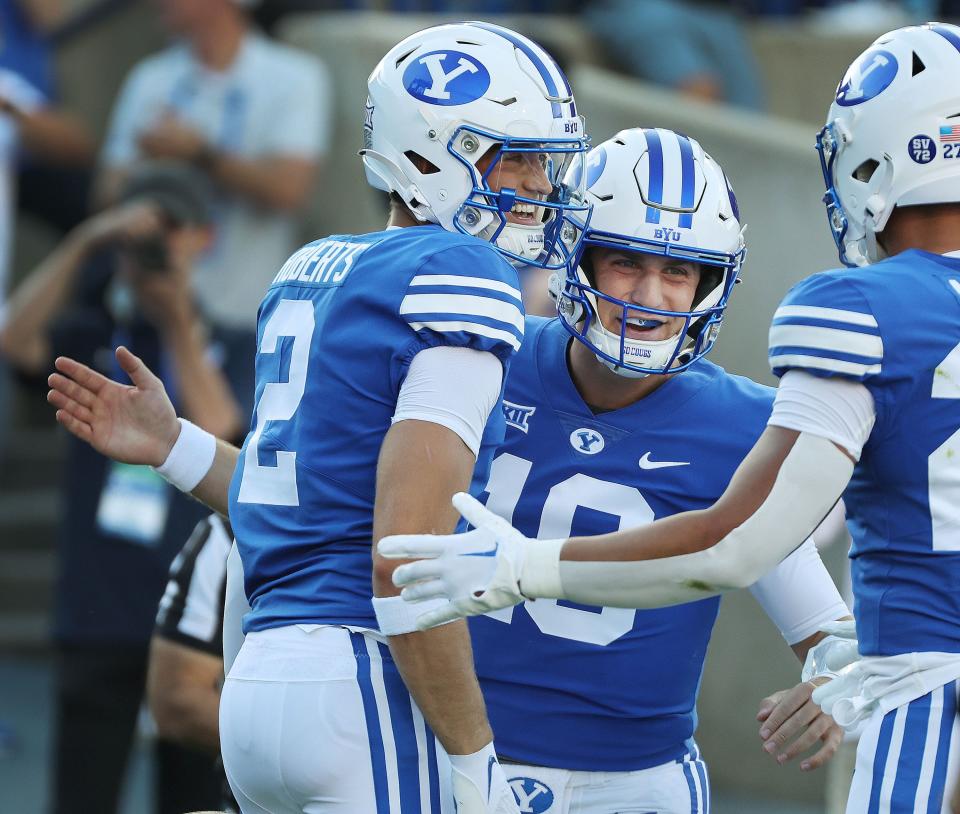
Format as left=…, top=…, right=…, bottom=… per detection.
left=500, top=747, right=710, bottom=814
left=844, top=679, right=960, bottom=813
left=220, top=624, right=453, bottom=814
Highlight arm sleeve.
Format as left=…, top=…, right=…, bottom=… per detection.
left=524, top=434, right=854, bottom=608
left=747, top=537, right=849, bottom=645
left=768, top=274, right=883, bottom=383
left=392, top=345, right=503, bottom=457
left=768, top=370, right=876, bottom=461
left=398, top=244, right=525, bottom=364
left=155, top=515, right=232, bottom=656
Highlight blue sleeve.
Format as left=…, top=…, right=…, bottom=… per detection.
left=768, top=273, right=883, bottom=383
left=398, top=243, right=525, bottom=364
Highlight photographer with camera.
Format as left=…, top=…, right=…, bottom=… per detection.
left=0, top=162, right=251, bottom=814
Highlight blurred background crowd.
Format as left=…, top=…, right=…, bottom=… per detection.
left=0, top=1, right=954, bottom=812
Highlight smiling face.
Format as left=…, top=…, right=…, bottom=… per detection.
left=475, top=145, right=553, bottom=226
left=588, top=247, right=702, bottom=343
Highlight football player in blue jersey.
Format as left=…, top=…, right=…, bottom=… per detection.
left=377, top=126, right=849, bottom=813
left=382, top=23, right=960, bottom=814
left=44, top=21, right=590, bottom=814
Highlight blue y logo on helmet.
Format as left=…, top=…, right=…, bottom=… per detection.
left=508, top=777, right=554, bottom=814
left=565, top=145, right=606, bottom=192
left=404, top=50, right=490, bottom=106
left=835, top=49, right=898, bottom=106
left=584, top=145, right=607, bottom=189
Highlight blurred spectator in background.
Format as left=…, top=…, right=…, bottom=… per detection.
left=94, top=0, right=330, bottom=341
left=150, top=514, right=239, bottom=814
left=0, top=0, right=95, bottom=459
left=0, top=163, right=252, bottom=814
left=3, top=0, right=96, bottom=235
left=584, top=0, right=765, bottom=109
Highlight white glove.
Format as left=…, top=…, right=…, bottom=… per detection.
left=801, top=619, right=860, bottom=683
left=377, top=493, right=533, bottom=629
left=449, top=743, right=520, bottom=814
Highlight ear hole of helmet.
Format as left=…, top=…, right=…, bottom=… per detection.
left=404, top=151, right=440, bottom=175
left=853, top=158, right=880, bottom=183
left=912, top=51, right=926, bottom=76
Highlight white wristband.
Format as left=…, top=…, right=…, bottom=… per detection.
left=373, top=595, right=455, bottom=635
left=519, top=539, right=565, bottom=599
left=153, top=418, right=217, bottom=493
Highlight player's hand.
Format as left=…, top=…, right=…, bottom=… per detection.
left=756, top=678, right=842, bottom=772
left=450, top=748, right=520, bottom=814
left=47, top=347, right=181, bottom=467
left=377, top=493, right=531, bottom=629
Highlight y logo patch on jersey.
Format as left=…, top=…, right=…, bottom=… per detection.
left=570, top=428, right=604, bottom=455
left=638, top=451, right=690, bottom=470
left=835, top=49, right=897, bottom=106
left=403, top=50, right=490, bottom=106
left=503, top=401, right=536, bottom=433
left=508, top=777, right=555, bottom=814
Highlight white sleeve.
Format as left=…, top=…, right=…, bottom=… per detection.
left=747, top=538, right=849, bottom=645
left=769, top=370, right=876, bottom=460
left=392, top=345, right=503, bottom=457
left=524, top=434, right=854, bottom=607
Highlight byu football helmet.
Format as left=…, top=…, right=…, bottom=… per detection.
left=818, top=22, right=960, bottom=267
left=552, top=128, right=745, bottom=377
left=361, top=21, right=590, bottom=269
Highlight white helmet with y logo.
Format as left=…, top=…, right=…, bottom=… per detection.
left=361, top=21, right=591, bottom=270
left=817, top=22, right=960, bottom=266
left=552, top=127, right=745, bottom=377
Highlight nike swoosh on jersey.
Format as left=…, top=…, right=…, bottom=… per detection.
left=638, top=452, right=690, bottom=469
left=487, top=755, right=496, bottom=799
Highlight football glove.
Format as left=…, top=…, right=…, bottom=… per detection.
left=377, top=493, right=531, bottom=629
left=449, top=744, right=520, bottom=814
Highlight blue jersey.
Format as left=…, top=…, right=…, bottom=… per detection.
left=229, top=226, right=523, bottom=632
left=469, top=317, right=775, bottom=771
left=769, top=250, right=960, bottom=656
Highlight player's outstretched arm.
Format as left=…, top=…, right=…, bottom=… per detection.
left=47, top=346, right=238, bottom=515
left=381, top=427, right=856, bottom=626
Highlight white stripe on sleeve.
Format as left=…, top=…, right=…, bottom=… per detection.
left=768, top=324, right=883, bottom=359
left=408, top=274, right=522, bottom=301
left=773, top=305, right=878, bottom=327
left=400, top=293, right=524, bottom=334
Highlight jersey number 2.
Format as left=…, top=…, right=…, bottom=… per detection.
left=484, top=453, right=654, bottom=646
left=930, top=339, right=960, bottom=550
left=237, top=299, right=315, bottom=506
